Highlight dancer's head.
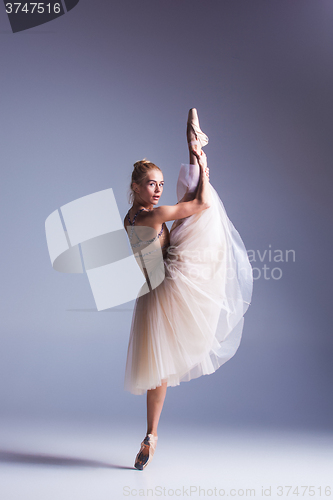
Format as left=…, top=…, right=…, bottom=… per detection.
left=129, top=159, right=164, bottom=206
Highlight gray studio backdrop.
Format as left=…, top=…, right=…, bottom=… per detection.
left=0, top=0, right=332, bottom=431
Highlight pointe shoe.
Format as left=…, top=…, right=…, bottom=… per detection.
left=187, top=108, right=209, bottom=154
left=134, top=433, right=158, bottom=470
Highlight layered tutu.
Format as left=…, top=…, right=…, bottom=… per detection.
left=124, top=164, right=253, bottom=395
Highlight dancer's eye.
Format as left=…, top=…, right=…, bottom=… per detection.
left=149, top=182, right=163, bottom=187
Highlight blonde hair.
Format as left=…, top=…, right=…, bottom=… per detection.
left=128, top=159, right=162, bottom=204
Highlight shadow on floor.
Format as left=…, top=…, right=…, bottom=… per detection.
left=0, top=450, right=136, bottom=470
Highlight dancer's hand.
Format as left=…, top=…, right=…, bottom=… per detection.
left=193, top=149, right=207, bottom=168
left=192, top=149, right=209, bottom=181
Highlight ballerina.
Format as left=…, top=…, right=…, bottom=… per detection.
left=123, top=109, right=253, bottom=470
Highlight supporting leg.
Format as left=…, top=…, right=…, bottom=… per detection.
left=146, top=380, right=167, bottom=436
left=134, top=381, right=167, bottom=470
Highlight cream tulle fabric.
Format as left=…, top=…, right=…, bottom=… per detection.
left=124, top=164, right=253, bottom=395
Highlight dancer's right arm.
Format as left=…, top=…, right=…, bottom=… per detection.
left=150, top=152, right=211, bottom=224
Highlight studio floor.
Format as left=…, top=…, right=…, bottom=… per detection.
left=0, top=418, right=332, bottom=500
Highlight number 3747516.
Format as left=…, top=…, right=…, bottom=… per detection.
left=5, top=3, right=62, bottom=14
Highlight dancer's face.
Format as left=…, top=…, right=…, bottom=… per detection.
left=134, top=169, right=164, bottom=206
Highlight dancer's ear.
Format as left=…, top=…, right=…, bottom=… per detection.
left=132, top=182, right=140, bottom=194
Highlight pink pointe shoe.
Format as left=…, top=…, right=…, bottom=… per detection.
left=187, top=108, right=209, bottom=156
left=134, top=433, right=158, bottom=470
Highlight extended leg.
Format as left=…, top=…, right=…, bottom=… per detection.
left=187, top=107, right=208, bottom=165
left=171, top=109, right=209, bottom=231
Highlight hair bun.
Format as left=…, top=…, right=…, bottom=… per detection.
left=133, top=158, right=151, bottom=169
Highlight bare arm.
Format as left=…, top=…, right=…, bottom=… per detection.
left=148, top=152, right=211, bottom=224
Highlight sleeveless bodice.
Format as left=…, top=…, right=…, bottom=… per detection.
left=126, top=208, right=168, bottom=252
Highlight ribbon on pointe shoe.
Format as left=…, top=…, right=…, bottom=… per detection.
left=134, top=434, right=158, bottom=470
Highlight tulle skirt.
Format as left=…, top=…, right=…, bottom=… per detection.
left=124, top=164, right=253, bottom=395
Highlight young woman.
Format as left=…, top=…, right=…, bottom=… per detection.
left=123, top=109, right=253, bottom=470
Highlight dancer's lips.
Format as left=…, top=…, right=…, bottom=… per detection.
left=153, top=196, right=160, bottom=200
